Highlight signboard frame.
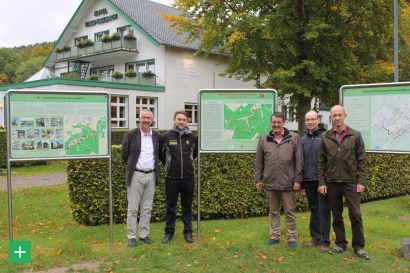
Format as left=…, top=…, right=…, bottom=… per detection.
left=198, top=89, right=278, bottom=154
left=5, top=90, right=114, bottom=247
left=6, top=90, right=110, bottom=161
left=196, top=89, right=278, bottom=239
left=340, top=82, right=410, bottom=154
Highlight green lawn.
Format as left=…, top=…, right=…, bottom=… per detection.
left=0, top=183, right=409, bottom=272
left=1, top=161, right=67, bottom=176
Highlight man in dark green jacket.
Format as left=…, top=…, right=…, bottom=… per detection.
left=318, top=105, right=369, bottom=259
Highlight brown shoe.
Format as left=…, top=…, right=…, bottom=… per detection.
left=303, top=240, right=321, bottom=247
left=319, top=245, right=330, bottom=253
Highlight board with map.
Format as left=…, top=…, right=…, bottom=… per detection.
left=199, top=90, right=277, bottom=152
left=341, top=83, right=410, bottom=153
left=7, top=91, right=109, bottom=160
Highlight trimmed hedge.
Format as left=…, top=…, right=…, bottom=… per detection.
left=67, top=146, right=410, bottom=226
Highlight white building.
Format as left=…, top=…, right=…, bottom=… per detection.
left=0, top=0, right=329, bottom=131
left=1, top=0, right=257, bottom=130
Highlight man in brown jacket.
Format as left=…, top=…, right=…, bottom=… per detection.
left=255, top=112, right=303, bottom=247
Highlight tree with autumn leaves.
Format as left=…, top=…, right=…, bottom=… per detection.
left=162, top=0, right=400, bottom=134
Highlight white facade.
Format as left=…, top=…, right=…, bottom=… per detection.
left=0, top=0, right=329, bottom=132
left=43, top=0, right=256, bottom=131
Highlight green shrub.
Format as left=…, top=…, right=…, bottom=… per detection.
left=88, top=74, right=99, bottom=81
left=111, top=32, right=121, bottom=41
left=112, top=71, right=123, bottom=79
left=67, top=149, right=410, bottom=226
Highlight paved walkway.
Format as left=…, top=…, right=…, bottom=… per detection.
left=0, top=172, right=67, bottom=191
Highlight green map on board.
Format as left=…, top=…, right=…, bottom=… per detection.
left=224, top=103, right=272, bottom=140
left=64, top=117, right=107, bottom=155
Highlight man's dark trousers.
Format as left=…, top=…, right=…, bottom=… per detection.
left=164, top=177, right=195, bottom=236
left=305, top=181, right=331, bottom=246
left=327, top=182, right=365, bottom=250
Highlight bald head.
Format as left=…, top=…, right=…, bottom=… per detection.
left=330, top=105, right=347, bottom=131
left=305, top=110, right=320, bottom=133
left=330, top=105, right=345, bottom=115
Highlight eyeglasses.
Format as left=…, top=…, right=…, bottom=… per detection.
left=271, top=121, right=283, bottom=125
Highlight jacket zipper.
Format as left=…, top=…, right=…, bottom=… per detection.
left=179, top=134, right=183, bottom=179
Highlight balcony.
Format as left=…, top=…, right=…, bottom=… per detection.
left=97, top=73, right=156, bottom=86
left=55, top=38, right=137, bottom=61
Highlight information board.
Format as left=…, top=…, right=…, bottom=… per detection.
left=341, top=83, right=410, bottom=154
left=7, top=90, right=109, bottom=160
left=199, top=89, right=277, bottom=153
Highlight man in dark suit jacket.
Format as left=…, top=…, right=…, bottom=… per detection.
left=121, top=109, right=162, bottom=247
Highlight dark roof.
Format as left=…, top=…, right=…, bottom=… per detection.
left=110, top=0, right=200, bottom=50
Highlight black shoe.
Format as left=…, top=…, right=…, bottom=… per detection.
left=162, top=236, right=173, bottom=244
left=266, top=239, right=279, bottom=245
left=139, top=236, right=154, bottom=244
left=128, top=238, right=137, bottom=247
left=184, top=234, right=194, bottom=243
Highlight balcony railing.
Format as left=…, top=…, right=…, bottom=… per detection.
left=96, top=73, right=156, bottom=86
left=56, top=38, right=137, bottom=60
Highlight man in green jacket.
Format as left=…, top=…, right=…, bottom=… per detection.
left=318, top=105, right=369, bottom=259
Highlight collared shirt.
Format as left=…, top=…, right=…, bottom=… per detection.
left=333, top=125, right=347, bottom=143
left=274, top=131, right=284, bottom=143
left=136, top=129, right=155, bottom=170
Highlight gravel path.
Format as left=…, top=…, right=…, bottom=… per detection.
left=0, top=172, right=67, bottom=191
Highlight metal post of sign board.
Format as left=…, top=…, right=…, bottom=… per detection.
left=196, top=89, right=278, bottom=239
left=5, top=90, right=114, bottom=246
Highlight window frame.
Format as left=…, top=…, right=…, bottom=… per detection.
left=111, top=96, right=128, bottom=128
left=185, top=103, right=198, bottom=125
left=135, top=97, right=158, bottom=128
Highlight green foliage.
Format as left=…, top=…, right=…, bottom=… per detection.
left=77, top=39, right=94, bottom=48
left=14, top=56, right=45, bottom=83
left=125, top=69, right=137, bottom=77
left=111, top=129, right=127, bottom=145
left=1, top=185, right=409, bottom=272
left=165, top=0, right=394, bottom=133
left=123, top=33, right=136, bottom=40
left=54, top=46, right=64, bottom=53
left=101, top=35, right=111, bottom=42
left=67, top=147, right=410, bottom=226
left=142, top=70, right=155, bottom=77
left=0, top=47, right=23, bottom=84
left=62, top=72, right=81, bottom=79
left=112, top=71, right=123, bottom=79
left=54, top=45, right=70, bottom=53
left=88, top=74, right=99, bottom=80
left=363, top=153, right=410, bottom=200
left=111, top=32, right=121, bottom=41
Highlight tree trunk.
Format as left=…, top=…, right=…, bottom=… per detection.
left=297, top=95, right=312, bottom=136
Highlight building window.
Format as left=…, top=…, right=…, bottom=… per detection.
left=74, top=35, right=88, bottom=46
left=111, top=96, right=128, bottom=128
left=95, top=31, right=109, bottom=42
left=136, top=97, right=157, bottom=128
left=90, top=66, right=114, bottom=78
left=126, top=60, right=155, bottom=74
left=185, top=103, right=198, bottom=124
left=281, top=105, right=288, bottom=120
left=289, top=106, right=298, bottom=122
left=118, top=25, right=134, bottom=37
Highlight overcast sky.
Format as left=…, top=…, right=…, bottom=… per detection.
left=0, top=0, right=174, bottom=48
